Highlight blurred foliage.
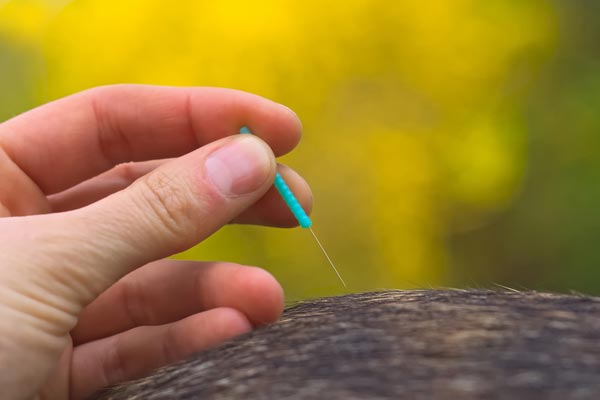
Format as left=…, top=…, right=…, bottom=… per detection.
left=1, top=0, right=599, bottom=300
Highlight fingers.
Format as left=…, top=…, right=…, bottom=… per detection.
left=10, top=134, right=277, bottom=323
left=48, top=159, right=168, bottom=212
left=0, top=135, right=276, bottom=396
left=72, top=260, right=284, bottom=345
left=0, top=85, right=302, bottom=194
left=50, top=161, right=313, bottom=227
left=70, top=307, right=251, bottom=400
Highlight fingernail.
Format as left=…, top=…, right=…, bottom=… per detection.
left=205, top=136, right=273, bottom=196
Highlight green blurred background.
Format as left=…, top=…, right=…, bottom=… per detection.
left=2, top=0, right=599, bottom=301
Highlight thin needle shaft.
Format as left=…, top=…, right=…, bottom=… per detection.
left=241, top=127, right=345, bottom=287
left=308, top=227, right=346, bottom=288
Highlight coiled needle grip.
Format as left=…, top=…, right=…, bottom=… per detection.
left=240, top=126, right=346, bottom=287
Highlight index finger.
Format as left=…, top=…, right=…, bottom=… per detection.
left=0, top=85, right=302, bottom=194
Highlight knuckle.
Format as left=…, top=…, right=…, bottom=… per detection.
left=103, top=336, right=128, bottom=384
left=135, top=170, right=195, bottom=239
left=112, top=162, right=139, bottom=185
left=161, top=323, right=180, bottom=363
left=121, top=277, right=158, bottom=326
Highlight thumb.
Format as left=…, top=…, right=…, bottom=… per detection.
left=78, top=134, right=276, bottom=302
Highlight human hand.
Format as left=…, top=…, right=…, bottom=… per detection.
left=0, top=85, right=310, bottom=399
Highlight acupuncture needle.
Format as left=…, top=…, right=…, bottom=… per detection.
left=240, top=126, right=346, bottom=288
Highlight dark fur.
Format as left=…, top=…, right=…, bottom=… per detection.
left=93, top=290, right=600, bottom=399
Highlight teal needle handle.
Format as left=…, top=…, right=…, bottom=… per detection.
left=274, top=172, right=312, bottom=228
left=240, top=126, right=345, bottom=287
left=240, top=126, right=312, bottom=228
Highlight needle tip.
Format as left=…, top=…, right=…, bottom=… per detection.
left=308, top=227, right=346, bottom=289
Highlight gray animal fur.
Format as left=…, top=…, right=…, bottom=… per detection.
left=92, top=289, right=600, bottom=399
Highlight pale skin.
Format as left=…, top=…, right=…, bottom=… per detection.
left=0, top=85, right=311, bottom=399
